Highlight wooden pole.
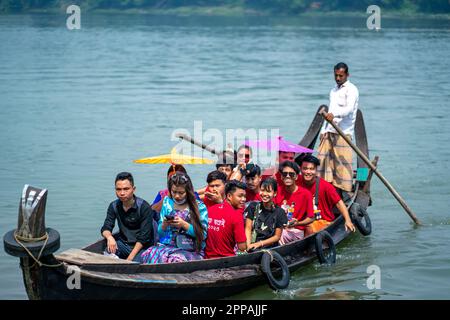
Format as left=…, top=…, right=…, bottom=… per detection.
left=319, top=108, right=421, bottom=225
left=175, top=133, right=236, bottom=161
left=175, top=133, right=220, bottom=155
left=362, top=156, right=379, bottom=193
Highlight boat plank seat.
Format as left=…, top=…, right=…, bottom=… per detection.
left=55, top=248, right=136, bottom=265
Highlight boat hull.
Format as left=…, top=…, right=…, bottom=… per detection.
left=21, top=215, right=352, bottom=300
left=7, top=106, right=373, bottom=300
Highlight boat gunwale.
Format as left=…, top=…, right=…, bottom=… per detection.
left=52, top=214, right=352, bottom=289
left=69, top=214, right=348, bottom=274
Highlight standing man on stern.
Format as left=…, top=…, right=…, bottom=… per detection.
left=101, top=172, right=154, bottom=262
left=318, top=62, right=359, bottom=194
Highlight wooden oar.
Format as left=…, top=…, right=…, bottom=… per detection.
left=319, top=108, right=421, bottom=225
left=175, top=133, right=220, bottom=155
left=175, top=133, right=236, bottom=160
left=362, top=156, right=379, bottom=194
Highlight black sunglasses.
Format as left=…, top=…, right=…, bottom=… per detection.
left=281, top=172, right=296, bottom=178
left=170, top=173, right=189, bottom=183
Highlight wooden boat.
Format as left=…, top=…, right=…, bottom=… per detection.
left=3, top=105, right=375, bottom=300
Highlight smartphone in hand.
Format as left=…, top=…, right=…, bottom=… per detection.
left=165, top=214, right=176, bottom=221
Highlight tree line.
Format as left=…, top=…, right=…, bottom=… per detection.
left=1, top=0, right=449, bottom=14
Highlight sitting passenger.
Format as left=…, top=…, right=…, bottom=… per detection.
left=298, top=154, right=355, bottom=235
left=201, top=170, right=227, bottom=208
left=261, top=151, right=297, bottom=186
left=140, top=172, right=208, bottom=264
left=101, top=172, right=154, bottom=262
left=151, top=164, right=187, bottom=216
left=204, top=180, right=247, bottom=258
left=228, top=160, right=260, bottom=213
left=274, top=161, right=315, bottom=244
left=237, top=144, right=253, bottom=165
left=229, top=145, right=253, bottom=181
left=244, top=178, right=287, bottom=251
left=216, top=150, right=237, bottom=180
left=244, top=164, right=262, bottom=203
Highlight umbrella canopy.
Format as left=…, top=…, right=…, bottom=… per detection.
left=244, top=136, right=314, bottom=153
left=133, top=148, right=214, bottom=165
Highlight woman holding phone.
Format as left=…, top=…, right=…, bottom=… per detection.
left=141, top=172, right=208, bottom=264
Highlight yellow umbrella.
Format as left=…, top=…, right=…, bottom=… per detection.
left=133, top=148, right=214, bottom=165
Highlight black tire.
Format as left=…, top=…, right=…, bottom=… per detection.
left=315, top=230, right=336, bottom=264
left=3, top=228, right=60, bottom=258
left=350, top=203, right=372, bottom=236
left=261, top=250, right=290, bottom=290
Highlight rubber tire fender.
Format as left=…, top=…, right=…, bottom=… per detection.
left=3, top=228, right=60, bottom=258
left=315, top=230, right=336, bottom=264
left=350, top=203, right=372, bottom=236
left=261, top=250, right=290, bottom=290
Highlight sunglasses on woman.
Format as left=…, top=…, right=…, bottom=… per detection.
left=170, top=172, right=189, bottom=183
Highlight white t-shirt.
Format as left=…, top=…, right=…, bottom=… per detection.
left=321, top=80, right=359, bottom=136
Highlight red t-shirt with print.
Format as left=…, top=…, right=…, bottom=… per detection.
left=274, top=185, right=314, bottom=230
left=297, top=175, right=341, bottom=222
left=204, top=201, right=247, bottom=259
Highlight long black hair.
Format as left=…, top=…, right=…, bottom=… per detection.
left=168, top=172, right=204, bottom=252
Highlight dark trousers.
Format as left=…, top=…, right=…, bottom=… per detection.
left=116, top=238, right=146, bottom=263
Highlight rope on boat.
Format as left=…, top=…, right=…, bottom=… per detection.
left=13, top=232, right=63, bottom=268
left=260, top=249, right=274, bottom=262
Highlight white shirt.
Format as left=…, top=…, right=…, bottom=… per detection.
left=321, top=80, right=359, bottom=136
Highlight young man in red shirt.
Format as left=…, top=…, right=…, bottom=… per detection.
left=204, top=180, right=248, bottom=259
left=298, top=154, right=355, bottom=233
left=245, top=164, right=262, bottom=203
left=201, top=170, right=227, bottom=209
left=261, top=151, right=297, bottom=186
left=274, top=161, right=315, bottom=244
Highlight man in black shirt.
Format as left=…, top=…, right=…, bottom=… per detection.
left=101, top=172, right=154, bottom=262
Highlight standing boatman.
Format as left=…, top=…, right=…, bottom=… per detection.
left=318, top=62, right=359, bottom=195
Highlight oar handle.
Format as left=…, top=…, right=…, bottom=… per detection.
left=319, top=108, right=377, bottom=171
left=175, top=133, right=228, bottom=156
left=319, top=107, right=421, bottom=225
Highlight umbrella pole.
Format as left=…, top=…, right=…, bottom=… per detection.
left=318, top=108, right=421, bottom=225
